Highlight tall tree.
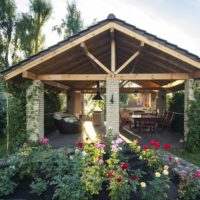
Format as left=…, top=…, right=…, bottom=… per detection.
left=0, top=0, right=16, bottom=70
left=53, top=0, right=83, bottom=39
left=16, top=0, right=52, bottom=57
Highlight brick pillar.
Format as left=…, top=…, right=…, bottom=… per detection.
left=157, top=90, right=166, bottom=114
left=106, top=79, right=119, bottom=134
left=26, top=80, right=44, bottom=141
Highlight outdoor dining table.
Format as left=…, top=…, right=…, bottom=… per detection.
left=132, top=114, right=159, bottom=132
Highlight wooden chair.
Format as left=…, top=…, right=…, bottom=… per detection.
left=140, top=113, right=157, bottom=133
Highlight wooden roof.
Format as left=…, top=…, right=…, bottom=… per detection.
left=1, top=14, right=200, bottom=92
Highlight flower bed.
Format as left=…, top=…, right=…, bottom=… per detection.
left=0, top=136, right=200, bottom=200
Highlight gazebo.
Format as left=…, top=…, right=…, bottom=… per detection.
left=1, top=14, right=200, bottom=141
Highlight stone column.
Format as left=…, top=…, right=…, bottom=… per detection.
left=26, top=80, right=44, bottom=141
left=184, top=79, right=194, bottom=141
left=106, top=79, right=119, bottom=134
left=157, top=90, right=166, bottom=114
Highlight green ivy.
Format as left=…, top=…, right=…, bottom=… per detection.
left=186, top=84, right=200, bottom=153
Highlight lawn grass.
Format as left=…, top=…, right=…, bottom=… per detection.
left=0, top=137, right=7, bottom=158
left=170, top=149, right=200, bottom=167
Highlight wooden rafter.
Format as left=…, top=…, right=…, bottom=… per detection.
left=130, top=41, right=145, bottom=73
left=35, top=73, right=190, bottom=81
left=115, top=42, right=144, bottom=74
left=110, top=28, right=116, bottom=72
left=80, top=42, right=111, bottom=74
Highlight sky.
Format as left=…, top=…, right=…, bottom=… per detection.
left=15, top=0, right=200, bottom=56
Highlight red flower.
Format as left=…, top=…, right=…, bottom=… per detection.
left=168, top=155, right=172, bottom=162
left=154, top=141, right=160, bottom=149
left=150, top=140, right=160, bottom=149
left=164, top=144, right=171, bottom=150
left=76, top=141, right=83, bottom=149
left=131, top=175, right=139, bottom=180
left=121, top=162, right=128, bottom=170
left=143, top=145, right=148, bottom=150
left=150, top=140, right=156, bottom=146
left=106, top=172, right=114, bottom=178
left=117, top=177, right=123, bottom=183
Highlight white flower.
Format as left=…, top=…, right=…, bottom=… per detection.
left=140, top=182, right=146, bottom=188
left=137, top=146, right=141, bottom=152
left=75, top=148, right=80, bottom=154
left=82, top=151, right=87, bottom=157
left=108, top=126, right=113, bottom=131
left=9, top=165, right=15, bottom=170
left=155, top=172, right=161, bottom=177
left=139, top=155, right=143, bottom=160
left=69, top=155, right=74, bottom=160
left=163, top=170, right=169, bottom=175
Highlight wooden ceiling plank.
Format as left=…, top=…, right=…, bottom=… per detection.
left=80, top=42, right=111, bottom=74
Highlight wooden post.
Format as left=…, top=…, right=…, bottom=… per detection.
left=110, top=28, right=116, bottom=72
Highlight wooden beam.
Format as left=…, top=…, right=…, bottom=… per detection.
left=111, top=22, right=200, bottom=69
left=81, top=87, right=160, bottom=94
left=115, top=50, right=140, bottom=74
left=80, top=42, right=111, bottom=74
left=192, top=70, right=200, bottom=79
left=22, top=71, right=70, bottom=90
left=43, top=81, right=70, bottom=90
left=35, top=73, right=190, bottom=81
left=37, top=74, right=109, bottom=81
left=115, top=73, right=190, bottom=80
left=22, top=71, right=36, bottom=79
left=110, top=28, right=116, bottom=72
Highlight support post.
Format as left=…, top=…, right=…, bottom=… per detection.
left=106, top=79, right=119, bottom=134
left=26, top=80, right=44, bottom=141
left=184, top=79, right=194, bottom=141
left=157, top=90, right=166, bottom=114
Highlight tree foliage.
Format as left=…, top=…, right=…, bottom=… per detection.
left=53, top=0, right=83, bottom=38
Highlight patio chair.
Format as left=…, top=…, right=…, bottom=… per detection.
left=140, top=113, right=157, bottom=133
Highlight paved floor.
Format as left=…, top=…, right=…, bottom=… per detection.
left=121, top=126, right=184, bottom=149
left=47, top=121, right=184, bottom=149
left=47, top=130, right=82, bottom=148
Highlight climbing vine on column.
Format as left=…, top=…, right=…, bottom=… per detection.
left=186, top=83, right=200, bottom=152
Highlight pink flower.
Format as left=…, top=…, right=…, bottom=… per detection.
left=99, top=158, right=104, bottom=165
left=111, top=144, right=119, bottom=152
left=195, top=171, right=200, bottom=178
left=116, top=138, right=123, bottom=144
left=95, top=142, right=105, bottom=149
left=39, top=137, right=49, bottom=144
